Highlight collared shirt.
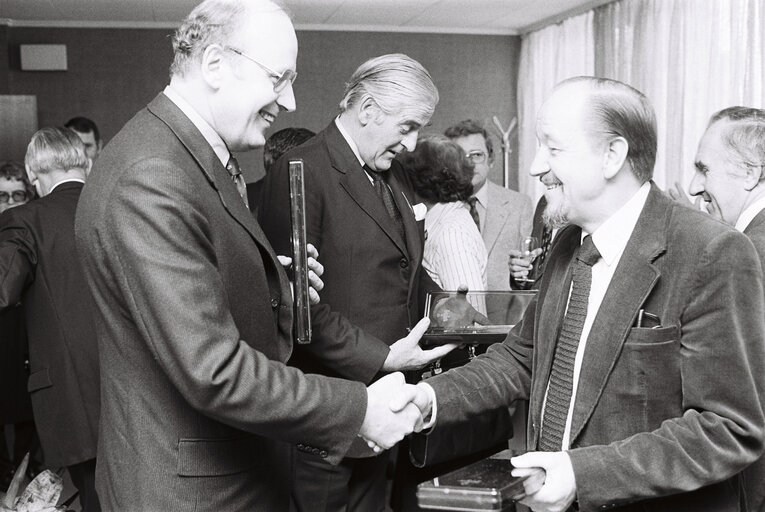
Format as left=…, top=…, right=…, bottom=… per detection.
left=551, top=181, right=651, bottom=449
left=50, top=178, right=85, bottom=194
left=163, top=85, right=229, bottom=167
left=423, top=201, right=488, bottom=313
left=334, top=117, right=379, bottom=184
left=470, top=181, right=489, bottom=233
left=735, top=195, right=765, bottom=232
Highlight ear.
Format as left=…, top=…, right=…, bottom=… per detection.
left=602, top=136, right=629, bottom=180
left=743, top=165, right=762, bottom=191
left=357, top=95, right=381, bottom=127
left=200, top=44, right=226, bottom=90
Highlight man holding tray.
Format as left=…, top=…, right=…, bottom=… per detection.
left=403, top=77, right=765, bottom=512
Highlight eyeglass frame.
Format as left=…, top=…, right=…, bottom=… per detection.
left=223, top=46, right=297, bottom=93
left=0, top=190, right=29, bottom=204
left=465, top=150, right=488, bottom=164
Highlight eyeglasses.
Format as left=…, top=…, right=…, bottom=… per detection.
left=0, top=190, right=29, bottom=204
left=224, top=46, right=297, bottom=93
left=466, top=151, right=487, bottom=164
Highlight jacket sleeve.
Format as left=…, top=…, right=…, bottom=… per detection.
left=0, top=211, right=36, bottom=311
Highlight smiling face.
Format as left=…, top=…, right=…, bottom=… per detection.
left=689, top=121, right=749, bottom=225
left=358, top=105, right=424, bottom=171
left=0, top=177, right=29, bottom=214
left=209, top=8, right=298, bottom=151
left=529, top=85, right=608, bottom=229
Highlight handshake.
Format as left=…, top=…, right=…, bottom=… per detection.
left=358, top=371, right=434, bottom=453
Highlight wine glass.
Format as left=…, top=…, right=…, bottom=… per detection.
left=514, top=236, right=538, bottom=286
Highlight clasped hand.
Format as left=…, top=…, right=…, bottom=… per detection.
left=511, top=451, right=577, bottom=512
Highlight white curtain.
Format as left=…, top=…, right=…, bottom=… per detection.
left=517, top=0, right=765, bottom=200
left=517, top=11, right=595, bottom=201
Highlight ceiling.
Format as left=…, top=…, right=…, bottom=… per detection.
left=0, top=0, right=614, bottom=35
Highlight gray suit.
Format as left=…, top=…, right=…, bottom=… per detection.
left=415, top=185, right=765, bottom=511
left=75, top=94, right=368, bottom=511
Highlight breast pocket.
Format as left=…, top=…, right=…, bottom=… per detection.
left=625, top=325, right=679, bottom=346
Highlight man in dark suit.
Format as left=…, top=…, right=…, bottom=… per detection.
left=74, top=2, right=425, bottom=510
left=0, top=127, right=100, bottom=511
left=258, top=54, right=456, bottom=510
left=674, top=106, right=765, bottom=512
left=402, top=77, right=765, bottom=511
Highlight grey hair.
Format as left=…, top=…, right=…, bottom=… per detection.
left=556, top=76, right=657, bottom=183
left=25, top=127, right=89, bottom=175
left=169, top=0, right=287, bottom=79
left=339, top=54, right=439, bottom=124
left=708, top=107, right=765, bottom=178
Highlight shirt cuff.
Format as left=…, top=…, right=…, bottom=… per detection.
left=419, top=382, right=438, bottom=430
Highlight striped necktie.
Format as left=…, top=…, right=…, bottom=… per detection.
left=538, top=235, right=601, bottom=451
left=226, top=155, right=250, bottom=210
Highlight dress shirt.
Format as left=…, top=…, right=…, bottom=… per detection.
left=735, top=195, right=765, bottom=232
left=163, top=86, right=229, bottom=167
left=334, top=117, right=378, bottom=184
left=422, top=182, right=652, bottom=436
left=469, top=181, right=489, bottom=233
left=50, top=178, right=85, bottom=193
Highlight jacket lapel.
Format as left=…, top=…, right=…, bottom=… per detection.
left=147, top=93, right=291, bottom=289
left=567, top=184, right=667, bottom=445
left=744, top=208, right=765, bottom=235
left=483, top=183, right=509, bottom=254
left=324, top=122, right=408, bottom=256
left=388, top=166, right=422, bottom=265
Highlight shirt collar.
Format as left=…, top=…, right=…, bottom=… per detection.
left=472, top=180, right=489, bottom=208
left=163, top=85, right=230, bottom=167
left=50, top=177, right=85, bottom=193
left=587, top=182, right=651, bottom=267
left=335, top=117, right=365, bottom=168
left=735, top=195, right=765, bottom=232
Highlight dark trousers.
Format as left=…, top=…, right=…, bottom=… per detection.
left=290, top=449, right=389, bottom=512
left=68, top=458, right=101, bottom=512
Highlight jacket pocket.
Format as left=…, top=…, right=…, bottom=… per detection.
left=177, top=435, right=262, bottom=477
left=27, top=368, right=52, bottom=392
left=624, top=324, right=678, bottom=345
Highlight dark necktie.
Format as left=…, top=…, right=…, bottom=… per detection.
left=535, top=224, right=553, bottom=278
left=538, top=235, right=601, bottom=451
left=226, top=155, right=250, bottom=210
left=467, top=196, right=481, bottom=232
left=365, top=165, right=405, bottom=240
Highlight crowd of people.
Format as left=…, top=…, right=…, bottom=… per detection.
left=1, top=0, right=765, bottom=511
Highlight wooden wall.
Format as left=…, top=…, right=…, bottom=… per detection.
left=1, top=25, right=521, bottom=188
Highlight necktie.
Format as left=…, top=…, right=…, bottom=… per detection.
left=365, top=165, right=405, bottom=240
left=534, top=224, right=553, bottom=279
left=467, top=196, right=481, bottom=232
left=226, top=155, right=250, bottom=210
left=538, top=235, right=601, bottom=451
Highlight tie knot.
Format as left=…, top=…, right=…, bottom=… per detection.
left=577, top=235, right=601, bottom=266
left=226, top=156, right=241, bottom=178
left=364, top=164, right=387, bottom=182
left=467, top=196, right=478, bottom=207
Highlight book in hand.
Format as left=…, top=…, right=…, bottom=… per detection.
left=416, top=450, right=543, bottom=511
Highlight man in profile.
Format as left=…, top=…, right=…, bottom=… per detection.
left=74, top=1, right=424, bottom=510
left=404, top=77, right=765, bottom=511
left=671, top=106, right=765, bottom=512
left=65, top=116, right=102, bottom=163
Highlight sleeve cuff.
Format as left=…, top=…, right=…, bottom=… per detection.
left=420, top=382, right=438, bottom=430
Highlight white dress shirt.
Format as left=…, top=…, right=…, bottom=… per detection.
left=163, top=86, right=229, bottom=167
left=735, top=195, right=765, bottom=232
left=470, top=181, right=489, bottom=233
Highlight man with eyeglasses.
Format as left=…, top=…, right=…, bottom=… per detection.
left=74, top=2, right=427, bottom=511
left=445, top=120, right=533, bottom=292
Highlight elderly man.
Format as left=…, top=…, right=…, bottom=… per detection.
left=0, top=128, right=100, bottom=511
left=74, top=2, right=424, bottom=510
left=403, top=77, right=765, bottom=512
left=671, top=106, right=765, bottom=512
left=258, top=54, right=455, bottom=511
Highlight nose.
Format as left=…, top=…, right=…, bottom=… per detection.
left=688, top=172, right=704, bottom=196
left=276, top=82, right=296, bottom=113
left=529, top=148, right=550, bottom=177
left=401, top=131, right=418, bottom=152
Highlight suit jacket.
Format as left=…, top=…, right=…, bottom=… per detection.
left=74, top=94, right=368, bottom=511
left=415, top=185, right=765, bottom=511
left=742, top=208, right=765, bottom=512
left=0, top=304, right=33, bottom=425
left=259, top=121, right=438, bottom=387
left=481, top=181, right=533, bottom=291
left=0, top=182, right=99, bottom=468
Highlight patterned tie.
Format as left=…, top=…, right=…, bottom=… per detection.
left=226, top=155, right=250, bottom=210
left=535, top=224, right=554, bottom=278
left=538, top=235, right=601, bottom=451
left=365, top=165, right=405, bottom=240
left=467, top=196, right=481, bottom=232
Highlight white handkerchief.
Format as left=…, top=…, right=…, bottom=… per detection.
left=413, top=203, right=427, bottom=221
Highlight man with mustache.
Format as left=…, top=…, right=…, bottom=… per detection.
left=75, top=2, right=426, bottom=510
left=404, top=77, right=765, bottom=512
left=671, top=106, right=765, bottom=512
left=259, top=54, right=456, bottom=511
